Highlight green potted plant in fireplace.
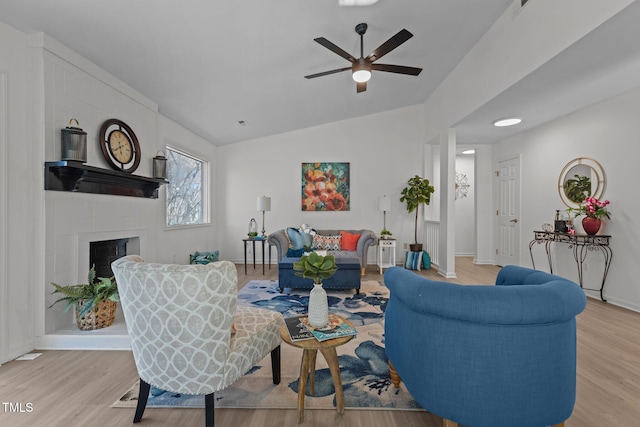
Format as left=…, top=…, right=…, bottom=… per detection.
left=49, top=266, right=119, bottom=330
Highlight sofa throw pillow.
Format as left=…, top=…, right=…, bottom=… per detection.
left=340, top=230, right=361, bottom=251
left=189, top=250, right=219, bottom=265
left=287, top=227, right=306, bottom=250
left=313, top=234, right=342, bottom=250
left=422, top=250, right=431, bottom=270
left=286, top=248, right=306, bottom=258
left=404, top=251, right=422, bottom=271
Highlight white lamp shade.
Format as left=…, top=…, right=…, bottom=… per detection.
left=257, top=196, right=271, bottom=211
left=378, top=195, right=391, bottom=212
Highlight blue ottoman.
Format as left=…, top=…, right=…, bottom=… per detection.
left=278, top=253, right=361, bottom=293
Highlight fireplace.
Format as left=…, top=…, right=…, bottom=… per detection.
left=90, top=238, right=128, bottom=279
left=77, top=231, right=143, bottom=285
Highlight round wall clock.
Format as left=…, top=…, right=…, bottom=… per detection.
left=99, top=119, right=141, bottom=173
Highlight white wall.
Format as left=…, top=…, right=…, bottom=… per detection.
left=455, top=156, right=475, bottom=255
left=218, top=105, right=427, bottom=264
left=0, top=21, right=35, bottom=363
left=0, top=28, right=220, bottom=357
left=493, top=83, right=640, bottom=311
left=36, top=36, right=219, bottom=339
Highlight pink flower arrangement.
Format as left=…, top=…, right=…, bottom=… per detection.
left=568, top=196, right=611, bottom=220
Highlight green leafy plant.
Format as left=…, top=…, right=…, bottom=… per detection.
left=567, top=196, right=611, bottom=220
left=380, top=229, right=393, bottom=237
left=563, top=174, right=591, bottom=203
left=400, top=175, right=435, bottom=245
left=49, top=266, right=119, bottom=318
left=292, top=252, right=338, bottom=285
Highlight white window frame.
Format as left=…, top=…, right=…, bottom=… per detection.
left=165, top=146, right=210, bottom=228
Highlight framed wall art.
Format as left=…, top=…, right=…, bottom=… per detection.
left=301, top=162, right=350, bottom=211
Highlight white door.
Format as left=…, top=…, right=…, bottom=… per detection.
left=496, top=157, right=520, bottom=266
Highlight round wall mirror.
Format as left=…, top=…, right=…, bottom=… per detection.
left=558, top=157, right=606, bottom=208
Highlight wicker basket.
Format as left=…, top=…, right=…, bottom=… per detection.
left=76, top=299, right=117, bottom=330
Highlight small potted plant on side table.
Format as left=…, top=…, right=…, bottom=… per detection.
left=49, top=266, right=119, bottom=330
left=293, top=252, right=337, bottom=328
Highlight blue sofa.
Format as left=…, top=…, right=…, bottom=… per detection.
left=384, top=265, right=587, bottom=427
left=268, top=228, right=376, bottom=277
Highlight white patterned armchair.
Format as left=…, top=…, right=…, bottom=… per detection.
left=111, top=255, right=283, bottom=426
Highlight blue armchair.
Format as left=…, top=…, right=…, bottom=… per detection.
left=384, top=265, right=587, bottom=427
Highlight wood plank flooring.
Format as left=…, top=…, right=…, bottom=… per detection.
left=0, top=258, right=638, bottom=426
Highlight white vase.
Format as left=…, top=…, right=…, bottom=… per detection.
left=308, top=283, right=328, bottom=328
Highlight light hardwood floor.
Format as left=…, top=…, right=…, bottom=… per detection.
left=1, top=258, right=638, bottom=426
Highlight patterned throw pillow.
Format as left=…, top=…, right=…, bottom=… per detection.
left=404, top=251, right=422, bottom=271
left=312, top=234, right=342, bottom=250
left=189, top=251, right=219, bottom=265
left=339, top=230, right=361, bottom=251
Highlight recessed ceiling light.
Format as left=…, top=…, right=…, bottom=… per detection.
left=339, top=0, right=379, bottom=5
left=493, top=117, right=522, bottom=127
left=462, top=149, right=475, bottom=154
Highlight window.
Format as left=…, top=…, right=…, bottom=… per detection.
left=166, top=147, right=209, bottom=226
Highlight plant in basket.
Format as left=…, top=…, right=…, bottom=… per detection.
left=49, top=266, right=119, bottom=330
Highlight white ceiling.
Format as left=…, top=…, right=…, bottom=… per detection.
left=0, top=0, right=512, bottom=145
left=455, top=0, right=640, bottom=147
left=2, top=0, right=640, bottom=147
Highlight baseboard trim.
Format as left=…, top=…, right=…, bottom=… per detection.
left=35, top=333, right=131, bottom=350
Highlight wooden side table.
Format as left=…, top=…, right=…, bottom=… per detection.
left=279, top=316, right=356, bottom=423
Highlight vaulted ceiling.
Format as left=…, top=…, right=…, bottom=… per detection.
left=0, top=0, right=512, bottom=145
left=2, top=0, right=640, bottom=148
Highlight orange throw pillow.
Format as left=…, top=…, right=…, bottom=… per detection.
left=340, top=230, right=361, bottom=251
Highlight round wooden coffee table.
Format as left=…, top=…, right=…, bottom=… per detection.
left=279, top=315, right=356, bottom=423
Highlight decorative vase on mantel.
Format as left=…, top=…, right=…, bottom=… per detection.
left=308, top=283, right=329, bottom=328
left=582, top=216, right=602, bottom=235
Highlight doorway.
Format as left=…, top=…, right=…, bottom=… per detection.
left=495, top=156, right=521, bottom=266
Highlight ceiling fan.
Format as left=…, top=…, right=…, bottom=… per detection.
left=304, top=23, right=422, bottom=93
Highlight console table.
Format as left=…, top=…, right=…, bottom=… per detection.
left=529, top=231, right=612, bottom=301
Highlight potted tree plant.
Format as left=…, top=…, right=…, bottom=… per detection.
left=49, top=266, right=119, bottom=330
left=293, top=252, right=337, bottom=328
left=400, top=175, right=435, bottom=252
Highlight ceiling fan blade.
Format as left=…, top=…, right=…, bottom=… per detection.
left=314, top=37, right=357, bottom=63
left=305, top=67, right=351, bottom=79
left=372, top=63, right=422, bottom=76
left=366, top=29, right=413, bottom=62
left=356, top=81, right=367, bottom=93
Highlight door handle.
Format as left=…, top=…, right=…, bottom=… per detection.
left=510, top=218, right=518, bottom=223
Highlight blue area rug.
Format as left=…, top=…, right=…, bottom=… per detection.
left=113, top=280, right=422, bottom=410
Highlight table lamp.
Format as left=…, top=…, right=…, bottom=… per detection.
left=257, top=196, right=271, bottom=237
left=378, top=195, right=391, bottom=235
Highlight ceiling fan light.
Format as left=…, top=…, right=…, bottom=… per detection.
left=352, top=60, right=372, bottom=82
left=352, top=69, right=371, bottom=82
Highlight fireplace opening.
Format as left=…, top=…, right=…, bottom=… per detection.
left=90, top=238, right=128, bottom=280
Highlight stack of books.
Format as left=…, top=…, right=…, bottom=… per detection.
left=284, top=313, right=357, bottom=342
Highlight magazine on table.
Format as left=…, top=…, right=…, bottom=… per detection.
left=300, top=313, right=357, bottom=342
left=283, top=315, right=315, bottom=342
